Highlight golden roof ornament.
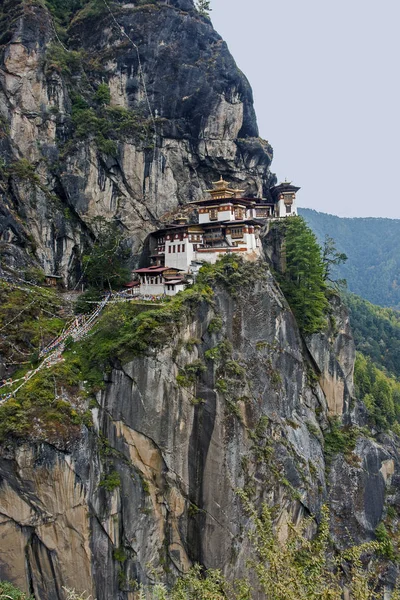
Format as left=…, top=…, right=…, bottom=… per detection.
left=206, top=176, right=245, bottom=199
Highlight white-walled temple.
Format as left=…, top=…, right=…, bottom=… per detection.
left=130, top=178, right=299, bottom=296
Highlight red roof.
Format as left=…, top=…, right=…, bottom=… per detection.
left=124, top=281, right=140, bottom=288
left=134, top=266, right=170, bottom=274
left=134, top=266, right=183, bottom=274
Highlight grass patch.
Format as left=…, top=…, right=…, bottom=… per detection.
left=0, top=358, right=87, bottom=445
left=323, top=419, right=360, bottom=466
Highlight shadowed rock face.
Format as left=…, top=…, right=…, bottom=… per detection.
left=1, top=267, right=398, bottom=599
left=0, top=0, right=275, bottom=282
left=1, top=3, right=399, bottom=598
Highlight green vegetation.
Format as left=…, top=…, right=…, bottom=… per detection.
left=323, top=419, right=360, bottom=465
left=132, top=498, right=400, bottom=600
left=197, top=254, right=266, bottom=297
left=345, top=293, right=400, bottom=377
left=354, top=353, right=400, bottom=431
left=73, top=285, right=213, bottom=383
left=0, top=256, right=256, bottom=443
left=99, top=470, right=121, bottom=492
left=205, top=338, right=246, bottom=416
left=9, top=159, right=40, bottom=184
left=112, top=546, right=127, bottom=563
left=300, top=208, right=400, bottom=310
left=0, top=358, right=89, bottom=444
left=176, top=360, right=206, bottom=387
left=43, top=0, right=91, bottom=27
left=82, top=217, right=131, bottom=290
left=273, top=217, right=330, bottom=335
left=45, top=44, right=83, bottom=76
left=0, top=281, right=66, bottom=366
left=0, top=581, right=33, bottom=600
left=195, top=0, right=212, bottom=17
left=375, top=523, right=396, bottom=561
left=67, top=91, right=155, bottom=156
left=207, top=315, right=223, bottom=333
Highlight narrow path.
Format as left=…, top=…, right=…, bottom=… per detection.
left=0, top=291, right=166, bottom=405
left=0, top=295, right=111, bottom=404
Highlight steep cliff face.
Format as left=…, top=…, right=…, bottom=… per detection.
left=1, top=260, right=398, bottom=599
left=0, top=0, right=275, bottom=283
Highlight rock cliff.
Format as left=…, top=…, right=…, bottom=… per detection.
left=1, top=258, right=399, bottom=599
left=0, top=0, right=275, bottom=284
left=1, top=2, right=400, bottom=600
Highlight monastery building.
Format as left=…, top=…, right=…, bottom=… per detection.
left=131, top=179, right=299, bottom=296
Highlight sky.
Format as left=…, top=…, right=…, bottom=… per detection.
left=211, top=0, right=400, bottom=218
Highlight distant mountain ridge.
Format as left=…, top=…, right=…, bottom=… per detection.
left=299, top=208, right=400, bottom=310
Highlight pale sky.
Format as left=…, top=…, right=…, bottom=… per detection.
left=211, top=0, right=400, bottom=218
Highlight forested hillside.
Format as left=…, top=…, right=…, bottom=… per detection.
left=343, top=293, right=400, bottom=430
left=299, top=208, right=400, bottom=309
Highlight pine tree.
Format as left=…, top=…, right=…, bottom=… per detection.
left=82, top=217, right=131, bottom=291
left=277, top=217, right=329, bottom=335
left=195, top=0, right=212, bottom=18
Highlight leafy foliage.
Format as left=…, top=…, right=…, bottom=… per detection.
left=323, top=419, right=360, bottom=465
left=300, top=208, right=400, bottom=310
left=0, top=358, right=89, bottom=444
left=345, top=292, right=400, bottom=377
left=99, top=470, right=121, bottom=492
left=43, top=0, right=90, bottom=27
left=82, top=217, right=131, bottom=290
left=354, top=353, right=400, bottom=431
left=195, top=0, right=212, bottom=17
left=0, top=281, right=66, bottom=366
left=0, top=581, right=33, bottom=600
left=273, top=217, right=329, bottom=334
left=196, top=253, right=266, bottom=297
left=134, top=497, right=399, bottom=600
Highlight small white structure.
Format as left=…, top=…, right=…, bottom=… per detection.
left=271, top=181, right=299, bottom=218
left=132, top=178, right=300, bottom=296
left=133, top=266, right=186, bottom=297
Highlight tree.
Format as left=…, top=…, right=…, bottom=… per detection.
left=82, top=217, right=131, bottom=291
left=276, top=217, right=329, bottom=335
left=195, top=0, right=212, bottom=17
left=322, top=235, right=348, bottom=286
left=132, top=495, right=400, bottom=600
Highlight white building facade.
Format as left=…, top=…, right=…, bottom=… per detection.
left=131, top=178, right=300, bottom=296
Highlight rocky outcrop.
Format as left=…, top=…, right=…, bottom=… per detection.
left=0, top=0, right=276, bottom=282
left=1, top=265, right=398, bottom=599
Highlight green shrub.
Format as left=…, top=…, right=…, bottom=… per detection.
left=94, top=83, right=111, bottom=105
left=176, top=360, right=206, bottom=387
left=99, top=470, right=121, bottom=492
left=112, top=546, right=127, bottom=563
left=323, top=419, right=359, bottom=465
left=204, top=339, right=232, bottom=362
left=197, top=254, right=266, bottom=298
left=208, top=316, right=223, bottom=333
left=0, top=580, right=33, bottom=599
left=375, top=522, right=396, bottom=560
left=10, top=159, right=40, bottom=183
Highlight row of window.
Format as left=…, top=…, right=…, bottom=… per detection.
left=168, top=244, right=186, bottom=253
left=209, top=208, right=245, bottom=220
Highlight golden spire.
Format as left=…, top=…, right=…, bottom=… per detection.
left=206, top=177, right=244, bottom=199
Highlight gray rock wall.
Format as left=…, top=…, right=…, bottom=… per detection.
left=1, top=268, right=397, bottom=599
left=0, top=0, right=276, bottom=282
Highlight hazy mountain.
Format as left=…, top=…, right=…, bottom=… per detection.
left=299, top=208, right=400, bottom=309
